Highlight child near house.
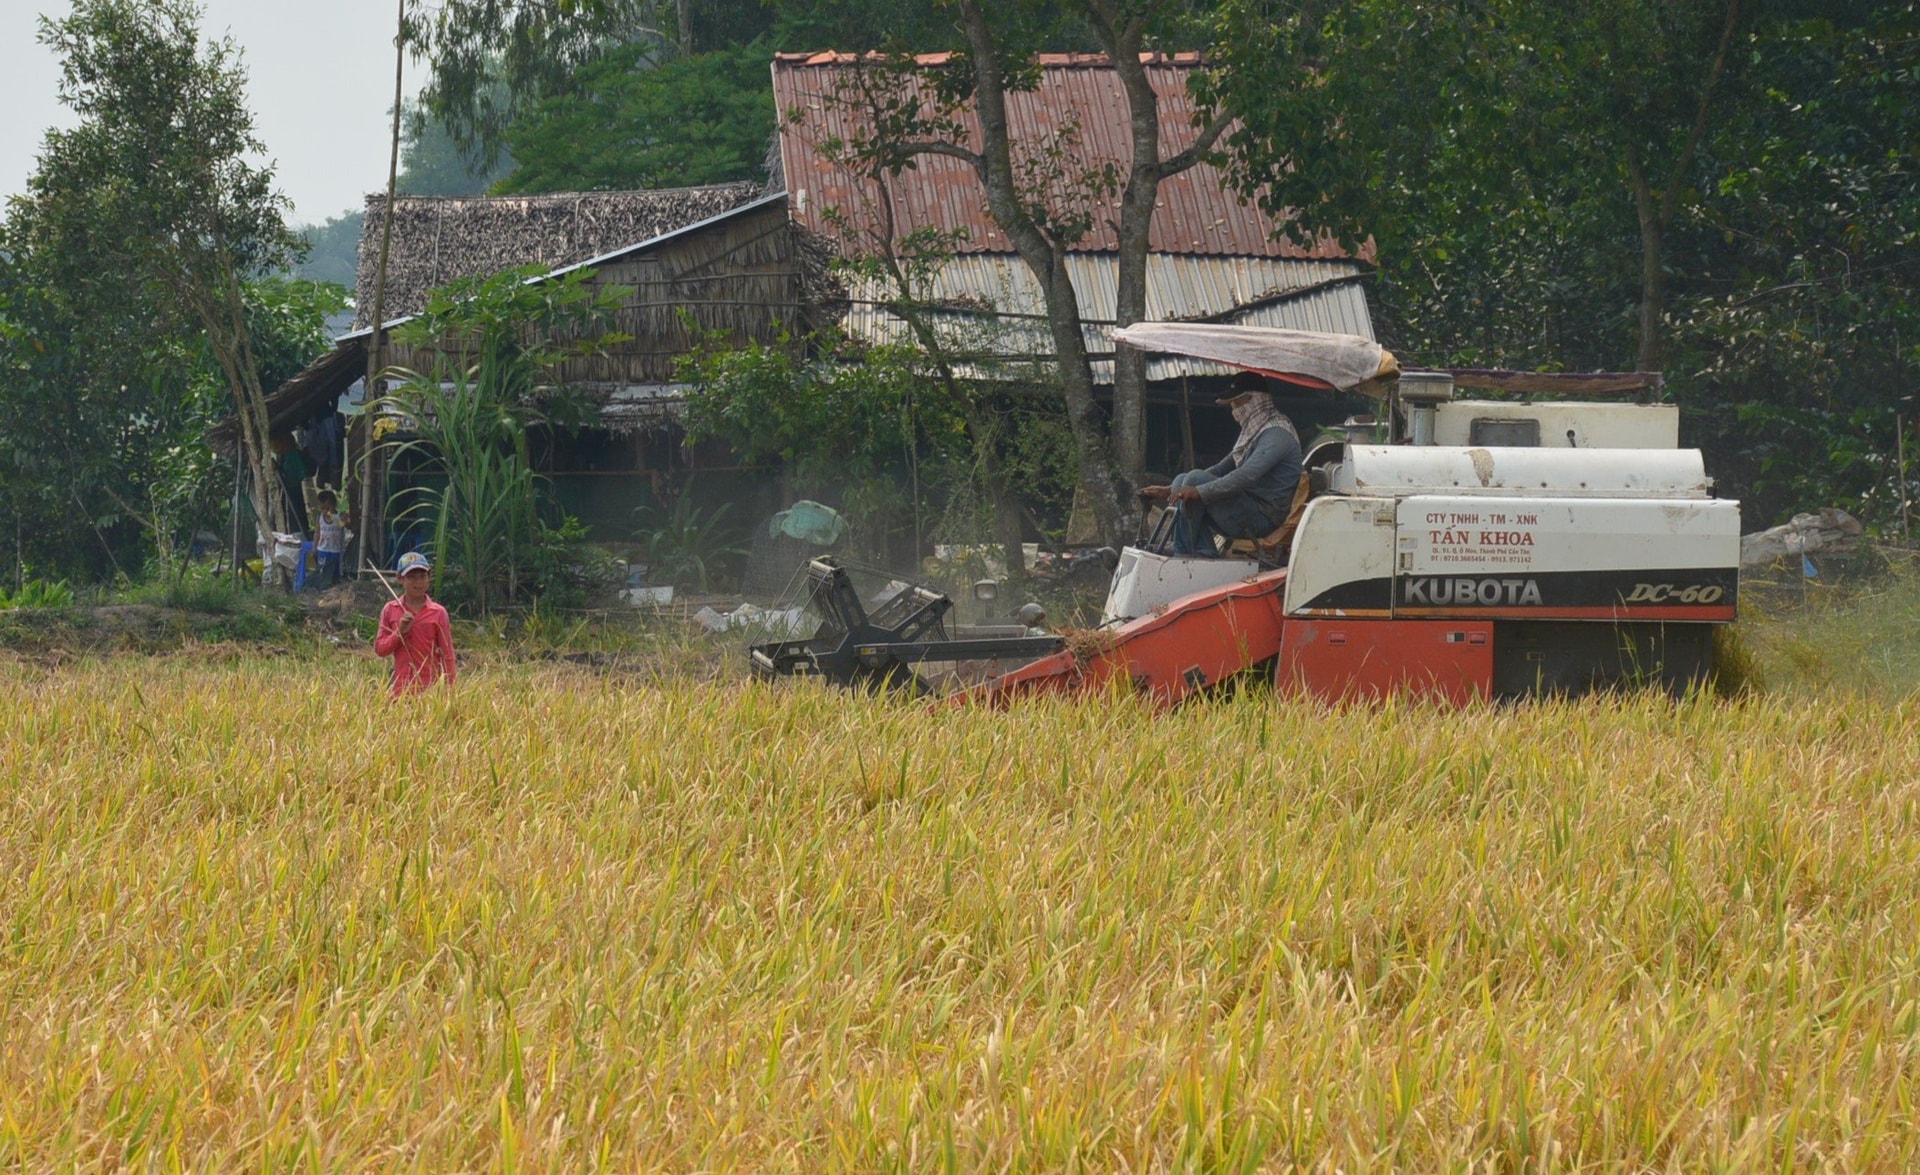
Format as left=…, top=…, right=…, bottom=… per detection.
left=374, top=551, right=457, bottom=697
left=313, top=490, right=347, bottom=589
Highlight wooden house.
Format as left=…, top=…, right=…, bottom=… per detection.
left=214, top=184, right=833, bottom=558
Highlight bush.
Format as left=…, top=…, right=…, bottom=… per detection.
left=0, top=579, right=76, bottom=610
left=529, top=516, right=625, bottom=611
left=633, top=495, right=748, bottom=592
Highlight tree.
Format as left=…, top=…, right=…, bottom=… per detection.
left=0, top=243, right=196, bottom=580
left=497, top=41, right=777, bottom=192
left=1081, top=1, right=1232, bottom=487
left=1205, top=0, right=1747, bottom=374
left=294, top=212, right=367, bottom=290
left=1204, top=0, right=1916, bottom=524
left=1670, top=4, right=1919, bottom=523
left=1524, top=0, right=1748, bottom=374
left=406, top=0, right=666, bottom=165
left=399, top=102, right=518, bottom=196
left=897, top=13, right=1130, bottom=543
left=793, top=0, right=1239, bottom=541
left=25, top=0, right=304, bottom=574
left=0, top=236, right=342, bottom=581
left=408, top=0, right=781, bottom=165
left=410, top=0, right=945, bottom=189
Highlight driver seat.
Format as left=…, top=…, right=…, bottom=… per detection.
left=1225, top=466, right=1328, bottom=564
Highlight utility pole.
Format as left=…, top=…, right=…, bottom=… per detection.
left=359, top=0, right=407, bottom=575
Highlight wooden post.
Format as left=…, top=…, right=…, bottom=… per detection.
left=359, top=0, right=406, bottom=574
left=228, top=456, right=244, bottom=579
left=1900, top=412, right=1910, bottom=543
left=1179, top=377, right=1195, bottom=472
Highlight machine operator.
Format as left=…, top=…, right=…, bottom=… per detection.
left=1140, top=372, right=1303, bottom=556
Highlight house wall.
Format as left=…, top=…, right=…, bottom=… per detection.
left=376, top=201, right=817, bottom=559
left=384, top=201, right=817, bottom=387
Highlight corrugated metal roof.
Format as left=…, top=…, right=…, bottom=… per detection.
left=841, top=253, right=1373, bottom=382
left=773, top=52, right=1356, bottom=261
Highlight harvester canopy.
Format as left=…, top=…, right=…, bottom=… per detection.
left=1111, top=324, right=1399, bottom=393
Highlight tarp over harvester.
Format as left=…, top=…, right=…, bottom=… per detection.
left=1111, top=324, right=1400, bottom=392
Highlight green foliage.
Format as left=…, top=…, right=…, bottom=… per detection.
left=410, top=0, right=779, bottom=165
left=0, top=224, right=339, bottom=582
left=679, top=333, right=927, bottom=477
left=1669, top=9, right=1920, bottom=525
left=1205, top=0, right=1918, bottom=525
left=633, top=494, right=749, bottom=591
left=499, top=41, right=777, bottom=193
left=11, top=0, right=307, bottom=566
left=247, top=278, right=351, bottom=388
left=33, top=0, right=299, bottom=282
left=292, top=211, right=365, bottom=290
left=162, top=570, right=240, bottom=615
left=116, top=562, right=242, bottom=613
left=395, top=264, right=633, bottom=393
left=526, top=514, right=626, bottom=610
left=408, top=0, right=662, bottom=164
left=382, top=263, right=632, bottom=612
left=0, top=579, right=77, bottom=610
left=399, top=100, right=516, bottom=196
left=384, top=367, right=546, bottom=614
left=679, top=331, right=950, bottom=554
left=768, top=0, right=969, bottom=53
left=411, top=0, right=963, bottom=178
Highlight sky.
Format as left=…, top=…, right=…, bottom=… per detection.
left=2, top=0, right=407, bottom=227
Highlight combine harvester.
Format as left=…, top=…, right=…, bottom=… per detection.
left=753, top=325, right=1740, bottom=704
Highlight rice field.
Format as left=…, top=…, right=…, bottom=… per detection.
left=2, top=650, right=1919, bottom=1169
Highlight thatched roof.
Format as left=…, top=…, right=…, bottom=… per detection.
left=210, top=193, right=818, bottom=452
left=353, top=182, right=764, bottom=328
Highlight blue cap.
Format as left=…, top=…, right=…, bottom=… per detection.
left=396, top=551, right=432, bottom=575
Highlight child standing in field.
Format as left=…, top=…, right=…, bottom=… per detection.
left=375, top=551, right=457, bottom=697
left=313, top=490, right=347, bottom=589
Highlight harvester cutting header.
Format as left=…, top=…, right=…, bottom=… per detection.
left=752, top=325, right=1739, bottom=704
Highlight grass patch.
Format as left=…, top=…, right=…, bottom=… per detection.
left=1, top=660, right=1918, bottom=1166
left=1738, top=559, right=1920, bottom=696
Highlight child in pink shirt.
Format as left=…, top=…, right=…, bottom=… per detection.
left=375, top=551, right=457, bottom=696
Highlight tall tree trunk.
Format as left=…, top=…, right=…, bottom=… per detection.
left=1110, top=153, right=1156, bottom=494
left=1627, top=151, right=1666, bottom=374
left=675, top=0, right=694, bottom=58
left=1087, top=5, right=1235, bottom=500
left=1100, top=15, right=1160, bottom=497
left=195, top=243, right=289, bottom=583
left=1622, top=0, right=1742, bottom=375
left=958, top=0, right=1126, bottom=546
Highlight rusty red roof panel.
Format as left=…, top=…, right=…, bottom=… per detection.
left=772, top=53, right=1353, bottom=260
